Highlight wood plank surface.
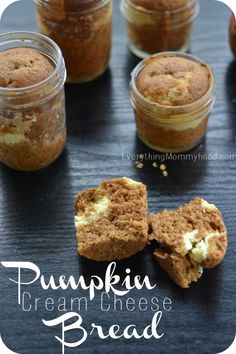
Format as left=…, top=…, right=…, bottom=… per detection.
left=0, top=1, right=235, bottom=353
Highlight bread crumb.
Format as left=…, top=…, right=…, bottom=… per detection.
left=152, top=162, right=158, bottom=168
left=160, top=164, right=166, bottom=171
left=136, top=162, right=144, bottom=169
left=163, top=171, right=168, bottom=177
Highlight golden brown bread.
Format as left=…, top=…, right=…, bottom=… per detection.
left=136, top=55, right=210, bottom=106
left=154, top=250, right=203, bottom=288
left=0, top=47, right=54, bottom=88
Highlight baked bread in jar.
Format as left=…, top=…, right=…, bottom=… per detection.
left=121, top=0, right=199, bottom=58
left=130, top=52, right=215, bottom=153
left=35, top=0, right=112, bottom=83
left=0, top=32, right=67, bottom=171
left=230, top=15, right=236, bottom=57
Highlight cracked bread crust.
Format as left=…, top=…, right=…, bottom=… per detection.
left=74, top=177, right=148, bottom=261
left=154, top=249, right=203, bottom=288
left=136, top=56, right=210, bottom=106
left=0, top=48, right=54, bottom=88
left=131, top=0, right=190, bottom=11
left=149, top=198, right=227, bottom=269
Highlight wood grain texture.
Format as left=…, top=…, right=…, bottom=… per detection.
left=0, top=1, right=236, bottom=353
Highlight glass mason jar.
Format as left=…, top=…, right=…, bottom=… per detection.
left=35, top=0, right=113, bottom=83
left=230, top=14, right=236, bottom=57
left=120, top=0, right=199, bottom=59
left=0, top=31, right=67, bottom=171
left=130, top=53, right=215, bottom=153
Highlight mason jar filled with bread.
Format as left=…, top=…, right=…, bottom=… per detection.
left=35, top=0, right=113, bottom=83
left=0, top=31, right=67, bottom=171
left=130, top=52, right=215, bottom=153
left=120, top=0, right=199, bottom=58
left=230, top=14, right=236, bottom=57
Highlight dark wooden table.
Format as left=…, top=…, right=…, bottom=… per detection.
left=0, top=1, right=235, bottom=353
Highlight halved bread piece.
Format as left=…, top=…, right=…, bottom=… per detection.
left=149, top=198, right=227, bottom=288
left=75, top=177, right=148, bottom=261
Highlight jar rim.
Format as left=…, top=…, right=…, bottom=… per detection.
left=122, top=0, right=198, bottom=15
left=34, top=0, right=110, bottom=13
left=0, top=31, right=66, bottom=95
left=130, top=51, right=215, bottom=113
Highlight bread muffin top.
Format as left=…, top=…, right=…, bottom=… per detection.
left=0, top=47, right=54, bottom=88
left=130, top=0, right=191, bottom=11
left=136, top=55, right=210, bottom=106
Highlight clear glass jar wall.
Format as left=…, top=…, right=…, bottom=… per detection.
left=121, top=0, right=199, bottom=59
left=0, top=31, right=67, bottom=171
left=130, top=53, right=215, bottom=153
left=35, top=0, right=113, bottom=83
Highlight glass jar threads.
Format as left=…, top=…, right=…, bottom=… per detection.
left=130, top=52, right=215, bottom=153
left=120, top=0, right=199, bottom=59
left=0, top=31, right=67, bottom=171
left=35, top=0, right=113, bottom=83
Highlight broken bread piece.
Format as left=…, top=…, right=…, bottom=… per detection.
left=153, top=250, right=203, bottom=289
left=74, top=177, right=148, bottom=261
left=149, top=198, right=227, bottom=288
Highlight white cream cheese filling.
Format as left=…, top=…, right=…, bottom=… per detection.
left=183, top=230, right=199, bottom=254
left=75, top=196, right=110, bottom=229
left=0, top=133, right=27, bottom=144
left=190, top=239, right=209, bottom=263
left=121, top=177, right=142, bottom=187
left=201, top=199, right=218, bottom=212
left=0, top=112, right=37, bottom=145
left=183, top=228, right=220, bottom=263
